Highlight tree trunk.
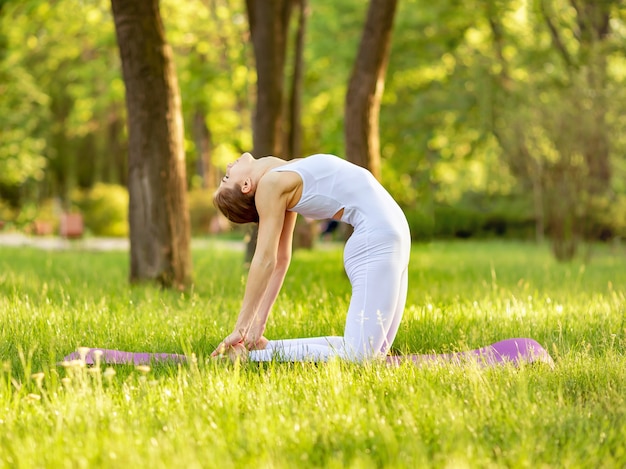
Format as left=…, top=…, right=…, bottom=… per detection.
left=246, top=0, right=293, bottom=158
left=105, top=110, right=127, bottom=186
left=578, top=1, right=611, bottom=195
left=284, top=0, right=307, bottom=159
left=344, top=0, right=398, bottom=180
left=193, top=108, right=215, bottom=190
left=244, top=0, right=295, bottom=263
left=111, top=0, right=192, bottom=289
left=48, top=90, right=74, bottom=208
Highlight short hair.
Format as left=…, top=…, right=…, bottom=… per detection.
left=213, top=184, right=259, bottom=224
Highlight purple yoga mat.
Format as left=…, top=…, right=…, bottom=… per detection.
left=63, top=338, right=553, bottom=367
left=63, top=349, right=187, bottom=366
left=386, top=338, right=554, bottom=367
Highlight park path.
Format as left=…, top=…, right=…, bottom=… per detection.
left=0, top=232, right=245, bottom=252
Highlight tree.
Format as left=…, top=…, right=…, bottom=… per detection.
left=110, top=0, right=191, bottom=288
left=243, top=0, right=298, bottom=260
left=284, top=0, right=307, bottom=159
left=344, top=0, right=398, bottom=180
left=167, top=0, right=254, bottom=192
left=485, top=0, right=621, bottom=260
left=0, top=0, right=119, bottom=205
left=245, top=0, right=294, bottom=158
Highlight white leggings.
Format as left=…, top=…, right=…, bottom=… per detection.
left=249, top=227, right=410, bottom=362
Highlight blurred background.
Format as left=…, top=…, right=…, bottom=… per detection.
left=1, top=0, right=625, bottom=262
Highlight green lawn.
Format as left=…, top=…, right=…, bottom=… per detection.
left=1, top=240, right=625, bottom=468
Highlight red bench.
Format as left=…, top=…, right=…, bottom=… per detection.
left=60, top=213, right=84, bottom=239
left=33, top=220, right=53, bottom=236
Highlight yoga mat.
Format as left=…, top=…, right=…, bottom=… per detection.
left=386, top=338, right=554, bottom=367
left=63, top=338, right=553, bottom=367
left=62, top=349, right=187, bottom=366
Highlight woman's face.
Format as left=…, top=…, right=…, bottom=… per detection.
left=219, top=152, right=255, bottom=190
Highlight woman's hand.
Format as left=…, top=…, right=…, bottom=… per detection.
left=211, top=329, right=246, bottom=357
left=211, top=330, right=270, bottom=358
left=249, top=336, right=269, bottom=350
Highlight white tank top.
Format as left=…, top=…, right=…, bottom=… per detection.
left=271, top=154, right=407, bottom=233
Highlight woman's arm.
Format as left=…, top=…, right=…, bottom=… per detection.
left=212, top=175, right=296, bottom=354
left=247, top=209, right=297, bottom=345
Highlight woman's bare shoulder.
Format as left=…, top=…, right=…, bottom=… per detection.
left=259, top=167, right=301, bottom=190
left=257, top=169, right=302, bottom=210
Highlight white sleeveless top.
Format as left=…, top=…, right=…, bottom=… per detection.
left=271, top=154, right=408, bottom=234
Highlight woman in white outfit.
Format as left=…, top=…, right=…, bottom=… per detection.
left=211, top=152, right=411, bottom=362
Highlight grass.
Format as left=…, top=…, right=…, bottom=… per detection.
left=0, top=240, right=625, bottom=468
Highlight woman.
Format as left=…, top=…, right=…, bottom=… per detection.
left=63, top=152, right=553, bottom=367
left=211, top=152, right=411, bottom=362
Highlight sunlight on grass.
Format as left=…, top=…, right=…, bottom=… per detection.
left=1, top=241, right=625, bottom=467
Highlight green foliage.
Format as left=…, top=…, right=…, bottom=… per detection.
left=0, top=199, right=60, bottom=232
left=404, top=207, right=436, bottom=241
left=0, top=199, right=16, bottom=227
left=0, top=22, right=48, bottom=186
left=300, top=0, right=366, bottom=157
left=0, top=0, right=122, bottom=202
left=404, top=192, right=536, bottom=241
left=73, top=183, right=128, bottom=237
left=608, top=194, right=626, bottom=238
left=583, top=193, right=626, bottom=240
left=1, top=242, right=625, bottom=467
left=0, top=85, right=48, bottom=187
left=433, top=203, right=486, bottom=239
left=187, top=188, right=218, bottom=236
left=1, top=0, right=625, bottom=258
left=163, top=0, right=254, bottom=171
